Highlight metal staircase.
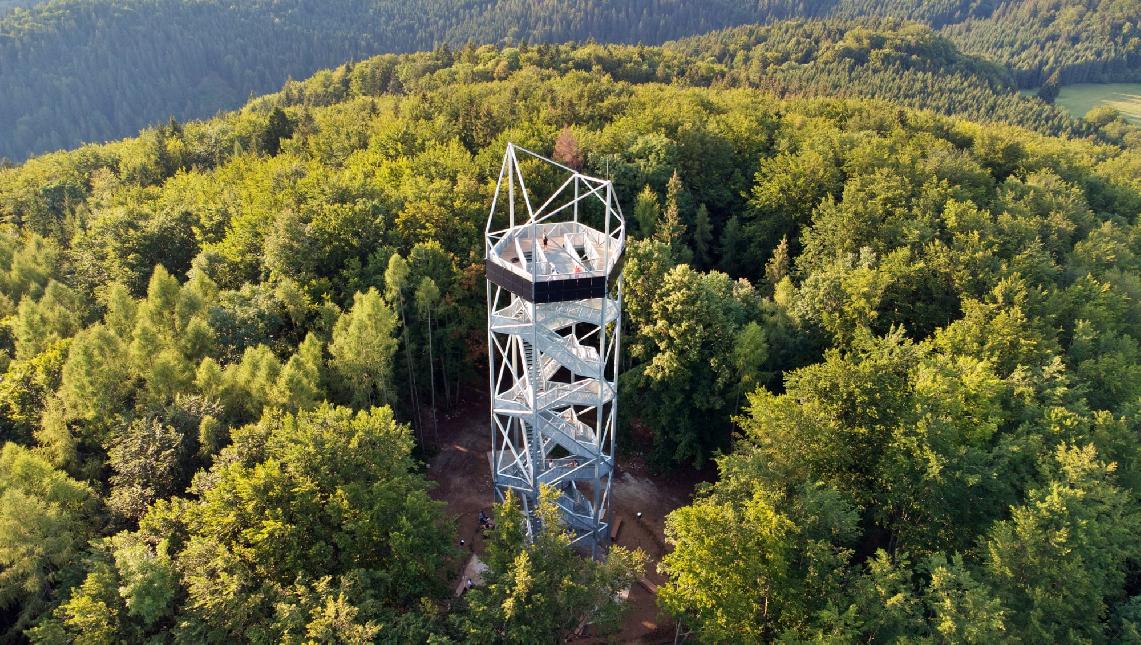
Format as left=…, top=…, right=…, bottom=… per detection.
left=486, top=144, right=625, bottom=553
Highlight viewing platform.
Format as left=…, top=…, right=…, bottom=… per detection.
left=484, top=145, right=624, bottom=304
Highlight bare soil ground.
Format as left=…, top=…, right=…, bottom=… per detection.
left=424, top=386, right=710, bottom=643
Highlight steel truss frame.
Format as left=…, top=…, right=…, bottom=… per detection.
left=485, top=144, right=625, bottom=554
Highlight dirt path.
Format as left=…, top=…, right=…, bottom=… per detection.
left=424, top=387, right=710, bottom=643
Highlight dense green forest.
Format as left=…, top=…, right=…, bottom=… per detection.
left=263, top=24, right=1136, bottom=145
left=0, top=35, right=1140, bottom=641
left=1, top=0, right=1137, bottom=161
left=664, top=19, right=1115, bottom=142
left=944, top=0, right=1141, bottom=87
left=0, top=0, right=39, bottom=15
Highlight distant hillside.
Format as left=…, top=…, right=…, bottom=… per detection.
left=944, top=0, right=1141, bottom=87
left=0, top=0, right=1136, bottom=161
left=665, top=20, right=1099, bottom=140
left=0, top=0, right=781, bottom=161
left=0, top=0, right=40, bottom=15
left=263, top=21, right=1108, bottom=143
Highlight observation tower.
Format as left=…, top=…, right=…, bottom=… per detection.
left=485, top=143, right=625, bottom=553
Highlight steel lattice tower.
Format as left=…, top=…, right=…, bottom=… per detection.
left=485, top=143, right=624, bottom=553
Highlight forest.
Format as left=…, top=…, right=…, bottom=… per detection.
left=1, top=33, right=1140, bottom=641
left=1, top=0, right=1138, bottom=161
left=0, top=0, right=37, bottom=15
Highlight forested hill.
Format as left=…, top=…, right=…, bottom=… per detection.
left=0, top=0, right=777, bottom=162
left=0, top=0, right=39, bottom=16
left=1, top=38, right=1141, bottom=641
left=257, top=22, right=1132, bottom=146
left=1, top=0, right=1138, bottom=162
left=944, top=0, right=1141, bottom=87
left=663, top=20, right=1106, bottom=142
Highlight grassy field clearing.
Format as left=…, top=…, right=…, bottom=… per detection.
left=1055, top=83, right=1141, bottom=124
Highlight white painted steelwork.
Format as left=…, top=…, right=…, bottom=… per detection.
left=485, top=143, right=624, bottom=553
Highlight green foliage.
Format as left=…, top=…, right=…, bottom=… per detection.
left=0, top=443, right=96, bottom=637
left=0, top=0, right=798, bottom=161
left=631, top=185, right=660, bottom=238
left=691, top=203, right=713, bottom=268
left=942, top=0, right=1141, bottom=87
left=58, top=324, right=132, bottom=423
left=0, top=338, right=68, bottom=445
left=105, top=417, right=189, bottom=523
left=177, top=405, right=451, bottom=636
left=659, top=491, right=795, bottom=641
left=656, top=170, right=692, bottom=264
left=666, top=17, right=1130, bottom=141
left=455, top=488, right=645, bottom=643
left=330, top=287, right=399, bottom=407
left=272, top=332, right=325, bottom=411
left=12, top=280, right=84, bottom=359
left=627, top=264, right=763, bottom=467
left=984, top=444, right=1140, bottom=642
left=0, top=30, right=1136, bottom=642
left=28, top=531, right=179, bottom=642
left=37, top=404, right=454, bottom=642
left=660, top=480, right=860, bottom=643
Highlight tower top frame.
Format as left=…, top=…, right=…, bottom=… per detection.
left=485, top=143, right=625, bottom=303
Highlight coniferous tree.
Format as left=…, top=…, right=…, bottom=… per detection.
left=330, top=288, right=399, bottom=407
left=632, top=185, right=660, bottom=238
left=764, top=236, right=790, bottom=291
left=656, top=171, right=691, bottom=264
left=692, top=203, right=713, bottom=269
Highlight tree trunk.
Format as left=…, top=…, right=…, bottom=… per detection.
left=399, top=303, right=421, bottom=444
left=427, top=304, right=439, bottom=447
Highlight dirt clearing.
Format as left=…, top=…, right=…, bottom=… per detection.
left=424, top=386, right=710, bottom=643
